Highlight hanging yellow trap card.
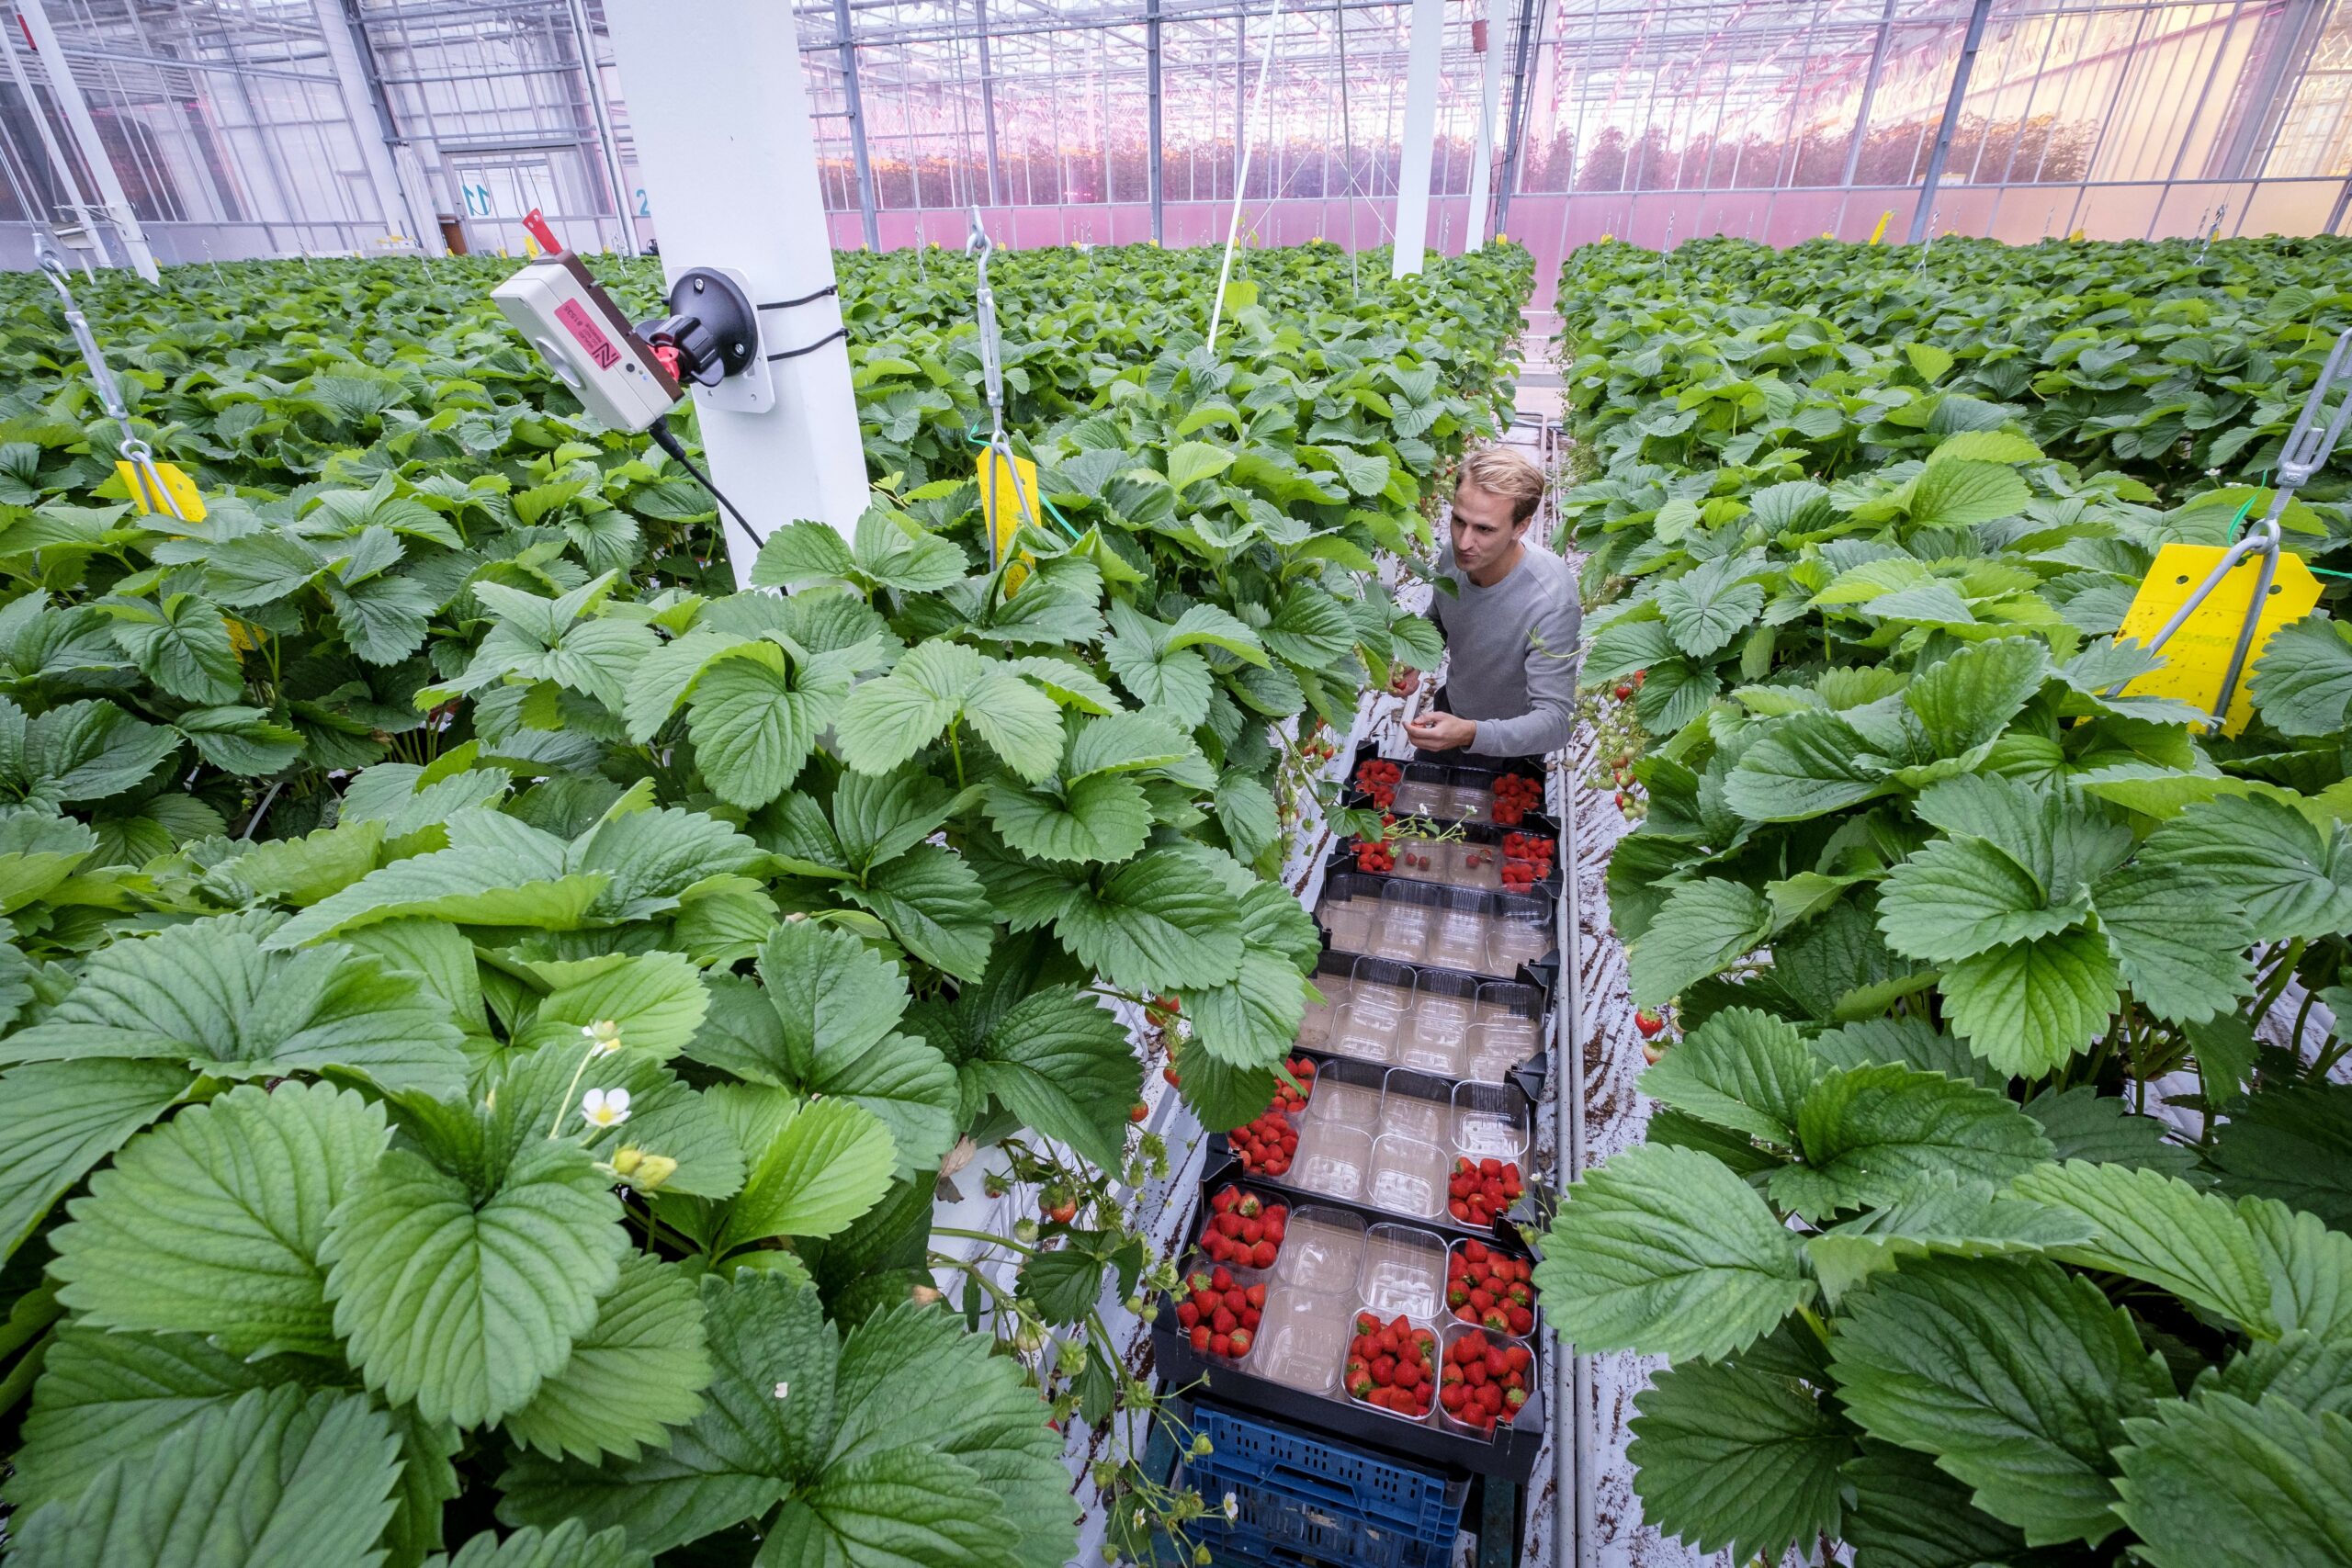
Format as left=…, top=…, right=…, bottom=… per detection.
left=2114, top=542, right=2322, bottom=736
left=1870, top=210, right=1892, bottom=243
left=978, top=447, right=1038, bottom=595
left=115, top=459, right=206, bottom=523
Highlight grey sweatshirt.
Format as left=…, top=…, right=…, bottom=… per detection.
left=1424, top=539, right=1582, bottom=761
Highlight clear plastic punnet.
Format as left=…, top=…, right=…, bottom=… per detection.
left=1423, top=886, right=1494, bottom=974
left=1356, top=1223, right=1449, bottom=1323
left=1397, top=968, right=1478, bottom=1075
left=1391, top=762, right=1451, bottom=818
left=1329, top=964, right=1413, bottom=1066
left=1273, top=1205, right=1365, bottom=1293
left=1251, top=1284, right=1351, bottom=1393
left=1296, top=964, right=1350, bottom=1050
left=1370, top=882, right=1435, bottom=964
left=1320, top=891, right=1376, bottom=957
left=1378, top=1067, right=1452, bottom=1145
left=1364, top=1131, right=1451, bottom=1218
left=1461, top=984, right=1544, bottom=1083
left=1306, top=1075, right=1384, bottom=1134
left=1488, top=892, right=1553, bottom=969
left=1290, top=1121, right=1374, bottom=1202
left=1451, top=1079, right=1531, bottom=1164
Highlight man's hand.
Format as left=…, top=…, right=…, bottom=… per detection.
left=1406, top=711, right=1476, bottom=752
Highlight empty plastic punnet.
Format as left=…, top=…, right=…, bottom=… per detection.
left=1424, top=900, right=1490, bottom=973
left=1365, top=1132, right=1450, bottom=1217
left=1296, top=974, right=1348, bottom=1049
left=1398, top=968, right=1477, bottom=1075
left=1451, top=1079, right=1529, bottom=1163
left=1378, top=1067, right=1451, bottom=1145
left=1273, top=1205, right=1365, bottom=1292
left=1370, top=886, right=1433, bottom=964
left=1252, top=1284, right=1351, bottom=1393
left=1357, top=1223, right=1449, bottom=1322
left=1329, top=986, right=1409, bottom=1066
left=1321, top=894, right=1376, bottom=956
left=1291, top=1121, right=1374, bottom=1201
left=1307, top=1077, right=1384, bottom=1133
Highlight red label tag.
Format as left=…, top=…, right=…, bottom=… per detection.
left=554, top=299, right=620, bottom=370
left=523, top=208, right=562, bottom=255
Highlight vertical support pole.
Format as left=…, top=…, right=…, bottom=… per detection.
left=1839, top=0, right=1897, bottom=189
left=1906, top=0, right=1990, bottom=245
left=13, top=0, right=154, bottom=279
left=605, top=0, right=868, bottom=573
left=2211, top=0, right=2322, bottom=180
left=831, top=0, right=880, bottom=252
left=310, top=0, right=420, bottom=250
left=1491, top=0, right=1541, bottom=241
left=1464, top=0, right=1507, bottom=249
left=562, top=0, right=639, bottom=253
left=1146, top=0, right=1163, bottom=243
left=2328, top=173, right=2352, bottom=236
left=0, top=10, right=101, bottom=265
left=973, top=0, right=1003, bottom=208
left=1392, top=0, right=1444, bottom=276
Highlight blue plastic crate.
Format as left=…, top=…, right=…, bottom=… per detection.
left=1180, top=1403, right=1469, bottom=1568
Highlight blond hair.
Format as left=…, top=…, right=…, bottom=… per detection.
left=1455, top=446, right=1546, bottom=526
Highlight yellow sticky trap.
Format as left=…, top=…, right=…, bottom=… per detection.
left=2068, top=228, right=2086, bottom=242
left=115, top=459, right=206, bottom=523
left=978, top=448, right=1038, bottom=596
left=2115, top=543, right=2323, bottom=736
left=1870, top=210, right=1892, bottom=243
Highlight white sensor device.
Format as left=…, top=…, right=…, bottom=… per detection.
left=492, top=253, right=684, bottom=434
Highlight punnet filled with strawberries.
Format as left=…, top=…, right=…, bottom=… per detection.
left=1197, top=1182, right=1290, bottom=1270
left=1346, top=1314, right=1441, bottom=1417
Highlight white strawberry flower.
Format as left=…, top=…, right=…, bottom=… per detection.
left=582, top=1019, right=623, bottom=1055
left=578, top=1087, right=631, bottom=1128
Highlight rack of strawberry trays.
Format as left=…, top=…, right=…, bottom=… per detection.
left=1148, top=743, right=1561, bottom=1495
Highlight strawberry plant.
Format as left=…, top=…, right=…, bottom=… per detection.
left=0, top=239, right=1533, bottom=1564
left=1542, top=234, right=2352, bottom=1564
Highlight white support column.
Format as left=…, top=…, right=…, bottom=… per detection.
left=1391, top=0, right=1444, bottom=278
left=14, top=0, right=155, bottom=281
left=1464, top=0, right=1507, bottom=250
left=309, top=0, right=415, bottom=251
left=605, top=0, right=867, bottom=575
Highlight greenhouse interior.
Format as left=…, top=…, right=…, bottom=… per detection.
left=0, top=0, right=2349, bottom=1565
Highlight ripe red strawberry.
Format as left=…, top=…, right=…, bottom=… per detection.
left=1211, top=1333, right=1231, bottom=1357
left=1227, top=1327, right=1252, bottom=1356
left=1162, top=1066, right=1182, bottom=1088
left=1250, top=1240, right=1277, bottom=1269
left=1634, top=1010, right=1665, bottom=1038
left=1128, top=1101, right=1148, bottom=1122
left=1176, top=1301, right=1199, bottom=1328
left=1246, top=1283, right=1267, bottom=1309
left=1190, top=1325, right=1210, bottom=1353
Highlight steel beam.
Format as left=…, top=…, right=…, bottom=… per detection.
left=1905, top=0, right=1991, bottom=246
left=1489, top=0, right=1540, bottom=241
left=1391, top=0, right=1442, bottom=276
left=13, top=0, right=154, bottom=278
left=1146, top=0, right=1162, bottom=242
left=831, top=0, right=881, bottom=250
left=1838, top=0, right=1896, bottom=189
left=308, top=0, right=423, bottom=250
left=562, top=0, right=640, bottom=252
left=605, top=0, right=867, bottom=572
left=0, top=11, right=102, bottom=263
left=973, top=0, right=1004, bottom=205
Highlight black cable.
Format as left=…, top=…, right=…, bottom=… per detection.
left=766, top=326, right=848, bottom=363
left=757, top=284, right=838, bottom=310
left=646, top=414, right=766, bottom=560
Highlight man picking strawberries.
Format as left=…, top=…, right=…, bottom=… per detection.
left=1404, top=445, right=1579, bottom=765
